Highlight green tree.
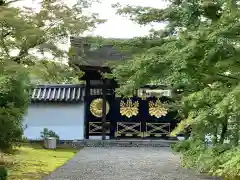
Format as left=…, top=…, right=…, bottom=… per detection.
left=28, top=60, right=84, bottom=84
left=0, top=0, right=103, bottom=151
left=113, top=0, right=240, bottom=143
left=0, top=61, right=31, bottom=150
left=0, top=0, right=104, bottom=74
left=112, top=1, right=240, bottom=178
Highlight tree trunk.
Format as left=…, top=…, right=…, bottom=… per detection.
left=212, top=126, right=218, bottom=145
left=219, top=120, right=228, bottom=144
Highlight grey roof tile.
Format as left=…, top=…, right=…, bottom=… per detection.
left=31, top=84, right=85, bottom=103
left=31, top=84, right=115, bottom=103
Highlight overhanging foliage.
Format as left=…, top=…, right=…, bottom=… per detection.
left=112, top=1, right=240, bottom=178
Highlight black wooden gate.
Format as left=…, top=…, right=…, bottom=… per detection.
left=112, top=97, right=177, bottom=138
left=86, top=92, right=177, bottom=139
left=85, top=87, right=115, bottom=139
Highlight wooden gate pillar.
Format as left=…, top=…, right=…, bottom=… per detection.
left=84, top=79, right=90, bottom=139
left=101, top=78, right=107, bottom=140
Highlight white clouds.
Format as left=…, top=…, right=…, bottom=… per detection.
left=85, top=0, right=168, bottom=38
left=11, top=0, right=167, bottom=59
left=15, top=0, right=167, bottom=38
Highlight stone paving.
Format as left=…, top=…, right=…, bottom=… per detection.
left=44, top=147, right=220, bottom=180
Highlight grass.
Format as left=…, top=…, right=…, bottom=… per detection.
left=0, top=143, right=78, bottom=180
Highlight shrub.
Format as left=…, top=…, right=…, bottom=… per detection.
left=176, top=140, right=240, bottom=179
left=171, top=139, right=191, bottom=153
left=40, top=128, right=60, bottom=140
left=0, top=166, right=8, bottom=180
left=198, top=146, right=240, bottom=180
left=214, top=148, right=240, bottom=180
left=0, top=63, right=31, bottom=151
left=172, top=139, right=206, bottom=168
left=21, top=136, right=29, bottom=143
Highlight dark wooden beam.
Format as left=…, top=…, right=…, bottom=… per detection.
left=101, top=78, right=107, bottom=140
left=84, top=79, right=90, bottom=139
left=78, top=65, right=111, bottom=72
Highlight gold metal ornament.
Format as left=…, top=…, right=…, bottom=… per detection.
left=90, top=98, right=110, bottom=117
left=148, top=99, right=168, bottom=118
left=120, top=99, right=139, bottom=118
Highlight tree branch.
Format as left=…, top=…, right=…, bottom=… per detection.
left=11, top=17, right=62, bottom=64
left=2, top=31, right=11, bottom=38
left=0, top=21, right=12, bottom=38
left=12, top=38, right=45, bottom=64
left=216, top=73, right=240, bottom=81
left=0, top=23, right=10, bottom=58
left=4, top=0, right=22, bottom=5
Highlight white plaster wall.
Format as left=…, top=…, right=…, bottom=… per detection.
left=23, top=103, right=85, bottom=140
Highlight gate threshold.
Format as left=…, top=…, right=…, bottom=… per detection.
left=73, top=139, right=178, bottom=148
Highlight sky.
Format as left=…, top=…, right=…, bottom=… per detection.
left=13, top=0, right=168, bottom=58
left=84, top=0, right=168, bottom=38
left=16, top=0, right=168, bottom=38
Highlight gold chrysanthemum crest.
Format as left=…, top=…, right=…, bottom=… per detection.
left=148, top=99, right=167, bottom=118
left=90, top=98, right=110, bottom=117
left=120, top=98, right=139, bottom=118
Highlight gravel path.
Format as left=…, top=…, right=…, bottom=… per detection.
left=44, top=147, right=220, bottom=180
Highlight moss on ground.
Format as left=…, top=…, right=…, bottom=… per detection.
left=0, top=144, right=78, bottom=180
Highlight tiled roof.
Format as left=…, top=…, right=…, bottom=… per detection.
left=30, top=83, right=171, bottom=103
left=70, top=36, right=131, bottom=67
left=31, top=84, right=85, bottom=102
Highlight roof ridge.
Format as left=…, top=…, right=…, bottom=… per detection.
left=35, top=84, right=85, bottom=88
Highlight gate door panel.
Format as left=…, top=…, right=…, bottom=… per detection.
left=114, top=97, right=142, bottom=138
left=89, top=122, right=111, bottom=135
left=86, top=88, right=115, bottom=138
left=116, top=122, right=142, bottom=137
left=113, top=97, right=177, bottom=138
left=144, top=123, right=170, bottom=137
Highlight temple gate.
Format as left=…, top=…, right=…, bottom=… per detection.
left=70, top=36, right=178, bottom=140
